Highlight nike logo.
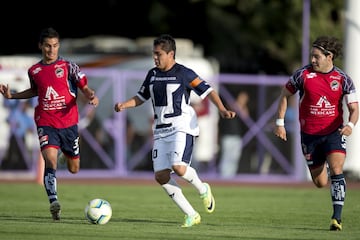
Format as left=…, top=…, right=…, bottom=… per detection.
left=208, top=198, right=213, bottom=210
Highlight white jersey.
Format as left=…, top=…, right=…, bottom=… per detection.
left=137, top=63, right=213, bottom=139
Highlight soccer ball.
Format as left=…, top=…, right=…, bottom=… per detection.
left=85, top=198, right=112, bottom=225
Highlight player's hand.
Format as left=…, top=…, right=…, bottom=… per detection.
left=114, top=103, right=125, bottom=112
left=89, top=96, right=99, bottom=107
left=0, top=84, right=11, bottom=98
left=274, top=126, right=287, bottom=141
left=339, top=125, right=353, bottom=136
left=220, top=110, right=236, bottom=119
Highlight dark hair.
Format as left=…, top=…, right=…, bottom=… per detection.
left=39, top=27, right=59, bottom=44
left=154, top=34, right=176, bottom=58
left=312, top=36, right=343, bottom=60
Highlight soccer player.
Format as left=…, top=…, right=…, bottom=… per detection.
left=114, top=34, right=236, bottom=227
left=274, top=36, right=359, bottom=231
left=0, top=27, right=99, bottom=221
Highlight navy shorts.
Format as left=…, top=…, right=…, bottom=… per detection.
left=37, top=125, right=80, bottom=159
left=300, top=128, right=346, bottom=169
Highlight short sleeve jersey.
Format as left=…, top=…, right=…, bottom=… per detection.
left=28, top=57, right=88, bottom=128
left=285, top=64, right=356, bottom=135
left=137, top=63, right=213, bottom=139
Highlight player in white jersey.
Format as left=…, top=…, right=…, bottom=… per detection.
left=114, top=34, right=236, bottom=227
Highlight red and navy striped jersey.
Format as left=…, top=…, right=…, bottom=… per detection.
left=28, top=57, right=88, bottom=128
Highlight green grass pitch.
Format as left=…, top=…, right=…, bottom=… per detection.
left=0, top=179, right=359, bottom=240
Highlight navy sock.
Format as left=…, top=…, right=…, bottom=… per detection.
left=43, top=168, right=58, bottom=203
left=330, top=173, right=346, bottom=221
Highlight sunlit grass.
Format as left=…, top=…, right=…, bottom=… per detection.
left=0, top=181, right=359, bottom=240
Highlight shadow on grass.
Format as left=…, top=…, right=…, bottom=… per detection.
left=0, top=214, right=177, bottom=225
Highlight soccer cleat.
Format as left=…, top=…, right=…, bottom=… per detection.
left=330, top=219, right=342, bottom=231
left=200, top=183, right=215, bottom=213
left=50, top=201, right=61, bottom=221
left=181, top=212, right=201, bottom=228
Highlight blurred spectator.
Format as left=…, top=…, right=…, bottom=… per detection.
left=0, top=98, right=35, bottom=169
left=191, top=97, right=214, bottom=172
left=218, top=91, right=249, bottom=178
left=76, top=93, right=114, bottom=169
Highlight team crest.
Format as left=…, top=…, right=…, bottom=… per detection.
left=55, top=67, right=64, bottom=78
left=330, top=80, right=339, bottom=91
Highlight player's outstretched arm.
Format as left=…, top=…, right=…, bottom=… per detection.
left=339, top=101, right=359, bottom=136
left=0, top=84, right=37, bottom=99
left=114, top=96, right=144, bottom=112
left=81, top=85, right=99, bottom=107
left=207, top=90, right=236, bottom=119
left=274, top=87, right=293, bottom=141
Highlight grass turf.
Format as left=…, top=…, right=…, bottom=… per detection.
left=0, top=180, right=359, bottom=240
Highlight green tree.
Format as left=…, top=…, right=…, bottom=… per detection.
left=145, top=0, right=344, bottom=74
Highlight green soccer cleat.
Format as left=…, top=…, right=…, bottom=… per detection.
left=50, top=201, right=61, bottom=221
left=200, top=183, right=215, bottom=213
left=330, top=219, right=342, bottom=231
left=181, top=212, right=201, bottom=228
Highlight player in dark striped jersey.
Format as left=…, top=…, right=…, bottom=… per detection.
left=114, top=34, right=236, bottom=227
left=274, top=36, right=359, bottom=231
left=0, top=27, right=99, bottom=221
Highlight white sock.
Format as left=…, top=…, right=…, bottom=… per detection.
left=181, top=166, right=207, bottom=195
left=162, top=178, right=197, bottom=216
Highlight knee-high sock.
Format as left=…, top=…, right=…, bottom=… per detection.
left=162, top=178, right=197, bottom=216
left=330, top=174, right=346, bottom=221
left=44, top=168, right=58, bottom=203
left=181, top=166, right=207, bottom=195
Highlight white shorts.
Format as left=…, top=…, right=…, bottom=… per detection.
left=152, top=132, right=194, bottom=172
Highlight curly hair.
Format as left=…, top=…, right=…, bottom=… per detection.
left=312, top=36, right=343, bottom=60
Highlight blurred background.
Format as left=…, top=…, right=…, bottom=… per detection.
left=1, top=0, right=359, bottom=182
left=0, top=0, right=344, bottom=73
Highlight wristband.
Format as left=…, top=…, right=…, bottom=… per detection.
left=346, top=122, right=355, bottom=129
left=275, top=119, right=285, bottom=127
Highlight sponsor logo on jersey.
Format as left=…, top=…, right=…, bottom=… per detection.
left=32, top=67, right=42, bottom=74
left=306, top=72, right=317, bottom=79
